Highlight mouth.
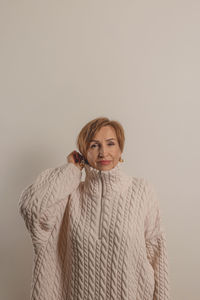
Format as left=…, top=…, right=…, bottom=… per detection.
left=98, top=160, right=112, bottom=165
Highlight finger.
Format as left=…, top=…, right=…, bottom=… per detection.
left=75, top=153, right=80, bottom=163
left=73, top=153, right=78, bottom=162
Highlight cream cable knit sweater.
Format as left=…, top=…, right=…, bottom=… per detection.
left=18, top=162, right=170, bottom=300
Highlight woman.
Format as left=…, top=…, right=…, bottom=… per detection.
left=19, top=117, right=170, bottom=300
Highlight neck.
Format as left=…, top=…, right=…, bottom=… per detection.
left=83, top=163, right=130, bottom=197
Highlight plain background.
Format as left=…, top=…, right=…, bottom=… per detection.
left=1, top=1, right=200, bottom=299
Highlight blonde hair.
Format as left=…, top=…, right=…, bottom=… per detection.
left=76, top=117, right=125, bottom=162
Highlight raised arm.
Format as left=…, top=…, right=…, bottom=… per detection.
left=18, top=162, right=82, bottom=238
left=144, top=180, right=171, bottom=300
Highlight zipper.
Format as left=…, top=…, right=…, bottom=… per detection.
left=98, top=170, right=103, bottom=240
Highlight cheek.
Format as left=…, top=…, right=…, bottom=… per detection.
left=112, top=148, right=120, bottom=155
left=87, top=150, right=96, bottom=160
left=113, top=149, right=121, bottom=159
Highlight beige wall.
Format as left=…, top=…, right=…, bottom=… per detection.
left=1, top=1, right=200, bottom=299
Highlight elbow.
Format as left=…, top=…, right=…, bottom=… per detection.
left=18, top=184, right=33, bottom=218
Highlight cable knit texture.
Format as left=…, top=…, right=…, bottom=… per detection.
left=18, top=162, right=171, bottom=300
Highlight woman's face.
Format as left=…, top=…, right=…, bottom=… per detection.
left=86, top=125, right=122, bottom=171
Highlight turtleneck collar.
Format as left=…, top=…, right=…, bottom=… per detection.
left=83, top=162, right=131, bottom=198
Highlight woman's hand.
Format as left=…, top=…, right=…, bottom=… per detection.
left=67, top=150, right=85, bottom=170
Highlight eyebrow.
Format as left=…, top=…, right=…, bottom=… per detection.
left=90, top=138, right=116, bottom=143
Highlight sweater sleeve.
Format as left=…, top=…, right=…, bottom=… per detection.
left=144, top=180, right=171, bottom=300
left=18, top=162, right=82, bottom=236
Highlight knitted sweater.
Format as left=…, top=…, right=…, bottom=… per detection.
left=18, top=162, right=170, bottom=300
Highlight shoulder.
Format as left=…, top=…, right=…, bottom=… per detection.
left=142, top=178, right=157, bottom=194
left=130, top=175, right=151, bottom=190
left=141, top=178, right=160, bottom=212
left=127, top=175, right=146, bottom=197
left=129, top=176, right=158, bottom=201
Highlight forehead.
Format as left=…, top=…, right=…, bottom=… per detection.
left=93, top=126, right=117, bottom=139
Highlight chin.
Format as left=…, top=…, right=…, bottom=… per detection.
left=99, top=164, right=114, bottom=170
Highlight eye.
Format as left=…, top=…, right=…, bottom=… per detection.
left=90, top=143, right=115, bottom=148
left=91, top=144, right=97, bottom=148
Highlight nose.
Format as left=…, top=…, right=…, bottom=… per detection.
left=98, top=145, right=107, bottom=157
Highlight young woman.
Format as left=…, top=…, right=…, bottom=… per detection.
left=19, top=117, right=170, bottom=300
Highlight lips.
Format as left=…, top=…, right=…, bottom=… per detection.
left=98, top=160, right=111, bottom=165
